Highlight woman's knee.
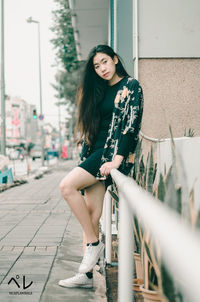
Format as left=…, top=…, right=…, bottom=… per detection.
left=59, top=177, right=75, bottom=198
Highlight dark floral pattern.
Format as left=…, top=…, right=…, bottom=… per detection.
left=80, top=77, right=144, bottom=179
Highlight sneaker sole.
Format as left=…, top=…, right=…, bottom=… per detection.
left=58, top=282, right=93, bottom=289
left=79, top=244, right=104, bottom=273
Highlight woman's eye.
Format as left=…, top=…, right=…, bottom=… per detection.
left=95, top=65, right=99, bottom=69
left=103, top=60, right=107, bottom=64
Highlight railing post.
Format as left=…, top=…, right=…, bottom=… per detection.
left=105, top=188, right=112, bottom=264
left=101, top=193, right=106, bottom=235
left=118, top=191, right=134, bottom=302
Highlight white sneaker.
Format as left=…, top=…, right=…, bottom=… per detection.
left=79, top=242, right=104, bottom=273
left=58, top=273, right=93, bottom=288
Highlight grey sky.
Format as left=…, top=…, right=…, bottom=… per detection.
left=5, top=0, right=65, bottom=127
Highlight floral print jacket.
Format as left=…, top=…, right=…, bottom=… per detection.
left=80, top=77, right=144, bottom=179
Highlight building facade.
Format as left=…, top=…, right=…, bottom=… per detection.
left=5, top=96, right=38, bottom=145
left=69, top=0, right=200, bottom=139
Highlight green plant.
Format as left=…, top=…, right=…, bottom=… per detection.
left=133, top=133, right=186, bottom=299
left=146, top=146, right=157, bottom=193
left=184, top=128, right=195, bottom=137
left=133, top=216, right=143, bottom=254
left=109, top=133, right=196, bottom=300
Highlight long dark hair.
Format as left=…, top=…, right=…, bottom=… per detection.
left=76, top=44, right=129, bottom=146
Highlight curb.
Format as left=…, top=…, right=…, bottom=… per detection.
left=0, top=165, right=54, bottom=193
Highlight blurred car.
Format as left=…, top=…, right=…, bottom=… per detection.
left=8, top=149, right=19, bottom=160
left=46, top=149, right=59, bottom=160
left=30, top=144, right=47, bottom=161
left=8, top=148, right=25, bottom=161
left=0, top=154, right=9, bottom=171
left=30, top=144, right=42, bottom=161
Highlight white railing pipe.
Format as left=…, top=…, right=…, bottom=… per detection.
left=118, top=191, right=134, bottom=302
left=101, top=196, right=106, bottom=235
left=111, top=168, right=200, bottom=302
left=139, top=131, right=191, bottom=143
left=105, top=189, right=112, bottom=264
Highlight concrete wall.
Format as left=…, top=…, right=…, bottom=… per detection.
left=139, top=0, right=200, bottom=57
left=70, top=0, right=109, bottom=60
left=139, top=58, right=200, bottom=139
left=157, top=137, right=200, bottom=209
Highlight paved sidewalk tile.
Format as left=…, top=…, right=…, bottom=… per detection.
left=40, top=213, right=107, bottom=302
left=0, top=160, right=107, bottom=301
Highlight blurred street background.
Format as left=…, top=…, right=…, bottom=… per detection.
left=0, top=0, right=78, bottom=184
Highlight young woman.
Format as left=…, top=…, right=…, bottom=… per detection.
left=59, top=45, right=144, bottom=288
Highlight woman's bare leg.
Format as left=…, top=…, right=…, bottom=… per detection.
left=82, top=181, right=106, bottom=254
left=59, top=167, right=100, bottom=244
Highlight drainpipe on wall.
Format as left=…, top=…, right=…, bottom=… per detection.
left=108, top=0, right=111, bottom=46
left=113, top=0, right=117, bottom=52
left=109, top=0, right=115, bottom=48
left=133, top=0, right=152, bottom=140
left=133, top=0, right=139, bottom=80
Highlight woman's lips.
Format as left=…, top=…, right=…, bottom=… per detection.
left=103, top=72, right=109, bottom=77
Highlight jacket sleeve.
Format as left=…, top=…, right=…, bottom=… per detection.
left=117, top=132, right=133, bottom=157
left=119, top=79, right=144, bottom=154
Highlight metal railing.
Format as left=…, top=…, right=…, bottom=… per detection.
left=102, top=168, right=200, bottom=302
left=139, top=130, right=190, bottom=143
left=140, top=130, right=167, bottom=142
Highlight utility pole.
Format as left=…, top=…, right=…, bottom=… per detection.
left=27, top=17, right=44, bottom=165
left=58, top=101, right=62, bottom=156
left=0, top=0, right=6, bottom=155
left=58, top=75, right=62, bottom=157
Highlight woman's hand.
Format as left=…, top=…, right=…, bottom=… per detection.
left=99, top=155, right=124, bottom=177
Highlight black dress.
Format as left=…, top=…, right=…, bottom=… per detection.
left=79, top=77, right=129, bottom=184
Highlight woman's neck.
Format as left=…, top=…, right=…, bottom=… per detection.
left=108, top=74, right=124, bottom=86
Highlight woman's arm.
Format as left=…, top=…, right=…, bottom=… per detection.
left=99, top=155, right=123, bottom=177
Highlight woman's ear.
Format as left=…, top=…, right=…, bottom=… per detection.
left=113, top=55, right=118, bottom=65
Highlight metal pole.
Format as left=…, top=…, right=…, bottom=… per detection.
left=118, top=191, right=134, bottom=302
left=58, top=80, right=62, bottom=157
left=37, top=23, right=43, bottom=115
left=101, top=195, right=107, bottom=235
left=37, top=22, right=45, bottom=166
left=105, top=188, right=112, bottom=264
left=27, top=17, right=44, bottom=165
left=1, top=0, right=6, bottom=155
left=58, top=101, right=62, bottom=156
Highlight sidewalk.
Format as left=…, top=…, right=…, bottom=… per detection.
left=0, top=160, right=107, bottom=302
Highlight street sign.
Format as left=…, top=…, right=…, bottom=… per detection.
left=39, top=114, right=44, bottom=120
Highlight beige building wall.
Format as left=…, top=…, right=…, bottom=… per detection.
left=139, top=58, right=200, bottom=139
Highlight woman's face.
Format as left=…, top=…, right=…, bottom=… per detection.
left=93, top=52, right=118, bottom=83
